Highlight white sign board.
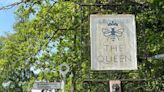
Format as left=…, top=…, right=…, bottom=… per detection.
left=33, top=81, right=61, bottom=90
left=90, top=15, right=137, bottom=70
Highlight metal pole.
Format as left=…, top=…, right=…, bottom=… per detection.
left=63, top=79, right=65, bottom=92
left=62, top=78, right=65, bottom=92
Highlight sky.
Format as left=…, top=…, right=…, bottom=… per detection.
left=0, top=0, right=20, bottom=36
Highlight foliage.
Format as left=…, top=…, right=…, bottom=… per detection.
left=0, top=0, right=163, bottom=92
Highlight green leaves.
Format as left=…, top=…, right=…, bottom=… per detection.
left=0, top=0, right=163, bottom=91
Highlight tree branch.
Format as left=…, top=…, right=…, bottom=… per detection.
left=0, top=1, right=23, bottom=11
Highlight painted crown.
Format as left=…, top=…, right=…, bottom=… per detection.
left=108, top=21, right=118, bottom=26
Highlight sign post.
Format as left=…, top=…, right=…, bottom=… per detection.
left=90, top=14, right=137, bottom=70
left=59, top=63, right=70, bottom=92
left=32, top=63, right=69, bottom=92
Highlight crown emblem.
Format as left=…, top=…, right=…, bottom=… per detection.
left=108, top=21, right=118, bottom=26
